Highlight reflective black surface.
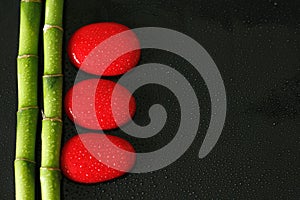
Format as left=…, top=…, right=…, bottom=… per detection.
left=1, top=0, right=300, bottom=199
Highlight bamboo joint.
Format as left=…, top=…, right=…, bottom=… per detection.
left=43, top=24, right=64, bottom=32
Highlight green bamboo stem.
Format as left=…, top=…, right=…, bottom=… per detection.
left=40, top=0, right=64, bottom=199
left=15, top=0, right=41, bottom=199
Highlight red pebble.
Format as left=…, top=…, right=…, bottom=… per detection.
left=65, top=79, right=136, bottom=130
left=61, top=133, right=136, bottom=183
left=68, top=22, right=141, bottom=76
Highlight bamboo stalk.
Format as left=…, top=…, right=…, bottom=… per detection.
left=40, top=0, right=64, bottom=199
left=15, top=0, right=41, bottom=199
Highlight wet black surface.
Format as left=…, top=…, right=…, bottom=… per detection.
left=1, top=0, right=300, bottom=199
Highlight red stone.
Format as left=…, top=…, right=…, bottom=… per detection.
left=68, top=22, right=140, bottom=76
left=65, top=79, right=136, bottom=130
left=61, top=133, right=136, bottom=183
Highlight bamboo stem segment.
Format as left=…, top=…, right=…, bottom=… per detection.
left=15, top=1, right=41, bottom=200
left=40, top=0, right=64, bottom=199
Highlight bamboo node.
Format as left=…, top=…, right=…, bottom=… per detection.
left=40, top=167, right=61, bottom=171
left=17, top=54, right=38, bottom=59
left=41, top=110, right=63, bottom=122
left=15, top=158, right=36, bottom=165
left=21, top=0, right=42, bottom=3
left=43, top=74, right=64, bottom=78
left=43, top=24, right=64, bottom=32
left=41, top=109, right=45, bottom=118
left=18, top=106, right=39, bottom=112
left=43, top=117, right=63, bottom=123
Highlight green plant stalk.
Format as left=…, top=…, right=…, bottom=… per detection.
left=40, top=0, right=64, bottom=199
left=15, top=1, right=41, bottom=200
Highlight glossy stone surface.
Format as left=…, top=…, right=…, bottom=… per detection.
left=61, top=133, right=136, bottom=183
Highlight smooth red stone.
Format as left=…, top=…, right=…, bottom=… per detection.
left=68, top=22, right=141, bottom=76
left=61, top=133, right=136, bottom=183
left=65, top=79, right=136, bottom=130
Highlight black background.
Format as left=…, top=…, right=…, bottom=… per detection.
left=1, top=0, right=300, bottom=199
